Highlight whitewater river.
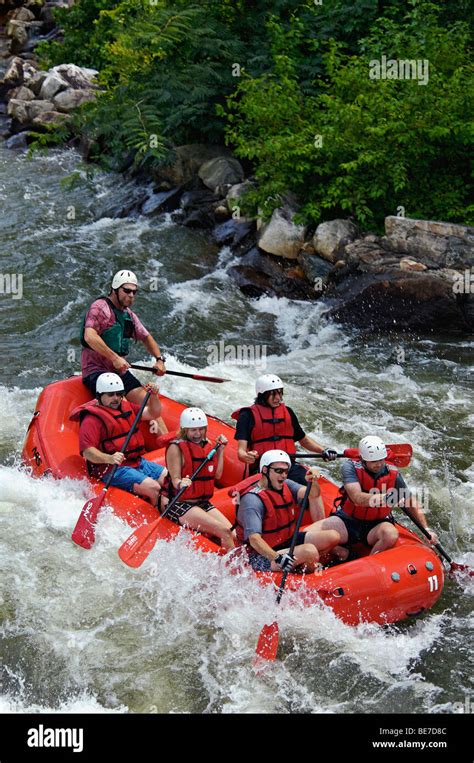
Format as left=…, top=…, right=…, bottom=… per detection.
left=1, top=147, right=472, bottom=715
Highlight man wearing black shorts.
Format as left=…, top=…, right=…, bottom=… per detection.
left=312, top=435, right=439, bottom=558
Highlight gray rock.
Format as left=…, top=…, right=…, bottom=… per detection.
left=141, top=187, right=182, bottom=215
left=0, top=114, right=12, bottom=137
left=313, top=219, right=358, bottom=263
left=40, top=72, right=68, bottom=100
left=212, top=218, right=254, bottom=247
left=6, top=20, right=29, bottom=49
left=25, top=70, right=47, bottom=95
left=228, top=246, right=315, bottom=300
left=151, top=144, right=231, bottom=186
left=0, top=37, right=12, bottom=59
left=1, top=57, right=24, bottom=87
left=52, top=64, right=99, bottom=90
left=258, top=204, right=306, bottom=260
left=53, top=88, right=96, bottom=112
left=8, top=7, right=35, bottom=22
left=385, top=216, right=474, bottom=269
left=297, top=252, right=333, bottom=294
left=8, top=97, right=55, bottom=123
left=32, top=111, right=70, bottom=129
left=4, top=131, right=28, bottom=150
left=6, top=84, right=35, bottom=101
left=198, top=156, right=244, bottom=193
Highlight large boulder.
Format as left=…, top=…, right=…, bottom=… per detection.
left=51, top=64, right=99, bottom=90
left=53, top=88, right=96, bottom=112
left=228, top=246, right=316, bottom=300
left=40, top=71, right=68, bottom=100
left=6, top=84, right=35, bottom=101
left=257, top=204, right=306, bottom=260
left=1, top=57, right=24, bottom=88
left=151, top=144, right=231, bottom=186
left=384, top=216, right=474, bottom=269
left=6, top=20, right=29, bottom=50
left=8, top=97, right=55, bottom=123
left=198, top=156, right=244, bottom=193
left=313, top=219, right=358, bottom=263
left=8, top=7, right=35, bottom=22
left=32, top=111, right=70, bottom=129
left=25, top=70, right=47, bottom=95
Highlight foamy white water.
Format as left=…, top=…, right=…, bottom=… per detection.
left=1, top=146, right=472, bottom=714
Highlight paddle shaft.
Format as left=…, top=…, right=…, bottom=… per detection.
left=160, top=443, right=222, bottom=521
left=130, top=364, right=229, bottom=383
left=118, top=443, right=223, bottom=566
left=399, top=505, right=454, bottom=565
left=102, top=390, right=152, bottom=491
left=71, top=390, right=152, bottom=548
left=275, top=482, right=312, bottom=605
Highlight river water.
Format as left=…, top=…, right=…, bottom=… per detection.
left=0, top=147, right=472, bottom=715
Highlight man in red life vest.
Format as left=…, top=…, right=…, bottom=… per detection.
left=72, top=373, right=167, bottom=507
left=232, top=374, right=338, bottom=484
left=236, top=450, right=341, bottom=573
left=312, top=436, right=439, bottom=557
left=80, top=269, right=167, bottom=433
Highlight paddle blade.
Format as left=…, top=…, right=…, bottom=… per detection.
left=118, top=518, right=161, bottom=568
left=71, top=494, right=104, bottom=549
left=343, top=443, right=412, bottom=468
left=449, top=562, right=474, bottom=579
left=254, top=621, right=279, bottom=663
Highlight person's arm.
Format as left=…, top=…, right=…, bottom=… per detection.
left=139, top=385, right=163, bottom=422
left=83, top=327, right=130, bottom=374
left=142, top=334, right=166, bottom=376
left=82, top=446, right=124, bottom=466
left=237, top=439, right=259, bottom=465
left=214, top=434, right=227, bottom=480
left=248, top=533, right=281, bottom=562
left=295, top=469, right=325, bottom=521
left=298, top=434, right=325, bottom=453
left=165, top=443, right=191, bottom=491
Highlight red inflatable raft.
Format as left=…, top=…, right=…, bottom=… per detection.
left=22, top=376, right=445, bottom=626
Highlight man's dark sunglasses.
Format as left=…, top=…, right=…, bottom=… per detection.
left=106, top=391, right=125, bottom=398
left=270, top=466, right=289, bottom=475
left=121, top=287, right=137, bottom=295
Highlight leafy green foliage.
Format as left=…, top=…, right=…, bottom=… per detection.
left=37, top=0, right=472, bottom=226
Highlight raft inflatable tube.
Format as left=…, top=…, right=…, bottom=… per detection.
left=22, top=376, right=445, bottom=627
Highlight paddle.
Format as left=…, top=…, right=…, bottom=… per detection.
left=294, top=443, right=413, bottom=468
left=71, top=390, right=152, bottom=550
left=255, top=482, right=312, bottom=664
left=399, top=505, right=474, bottom=578
left=118, top=444, right=222, bottom=568
left=130, top=364, right=230, bottom=383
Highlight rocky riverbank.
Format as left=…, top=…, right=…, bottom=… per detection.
left=1, top=1, right=472, bottom=335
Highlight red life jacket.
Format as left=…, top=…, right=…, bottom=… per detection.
left=334, top=460, right=399, bottom=521
left=235, top=479, right=298, bottom=548
left=231, top=403, right=296, bottom=458
left=70, top=400, right=146, bottom=469
left=167, top=439, right=216, bottom=501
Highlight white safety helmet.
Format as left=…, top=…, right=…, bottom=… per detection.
left=259, top=449, right=292, bottom=473
left=358, top=436, right=387, bottom=461
left=111, top=270, right=138, bottom=290
left=180, top=407, right=208, bottom=429
left=96, top=372, right=125, bottom=395
left=255, top=374, right=284, bottom=395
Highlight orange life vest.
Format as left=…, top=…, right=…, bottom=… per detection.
left=167, top=439, right=216, bottom=501
left=231, top=403, right=296, bottom=458
left=334, top=460, right=399, bottom=521
left=235, top=479, right=298, bottom=548
left=70, top=400, right=146, bottom=468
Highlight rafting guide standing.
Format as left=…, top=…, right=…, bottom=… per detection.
left=80, top=269, right=167, bottom=432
